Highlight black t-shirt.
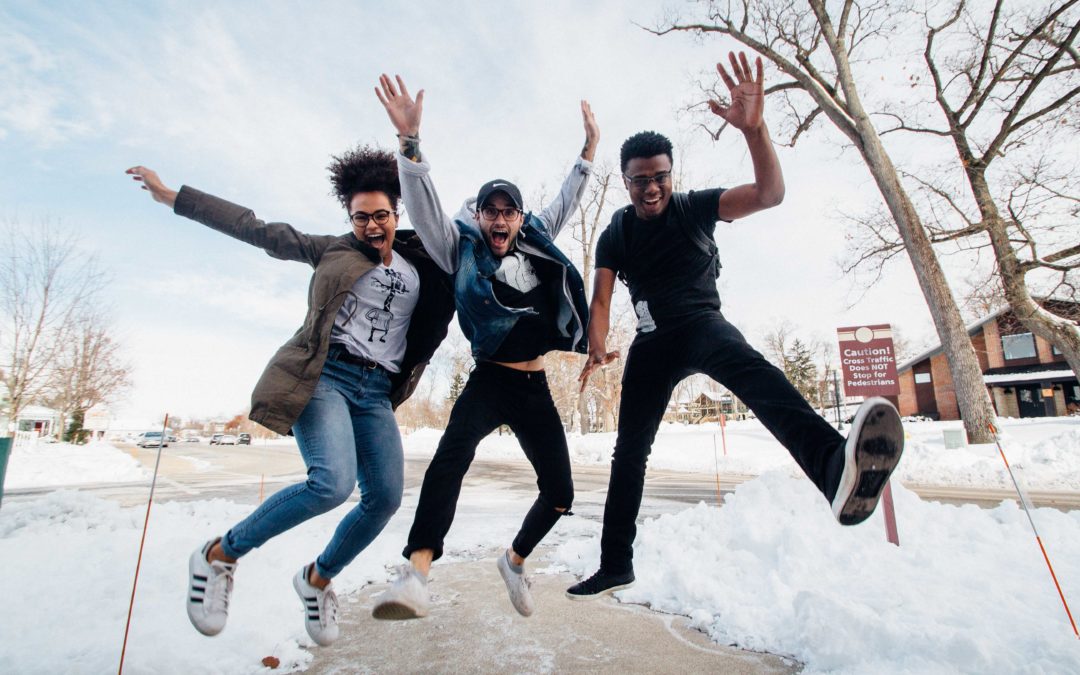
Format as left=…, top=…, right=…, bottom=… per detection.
left=595, top=189, right=724, bottom=337
left=488, top=251, right=561, bottom=362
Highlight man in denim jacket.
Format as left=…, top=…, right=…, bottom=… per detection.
left=371, top=75, right=597, bottom=619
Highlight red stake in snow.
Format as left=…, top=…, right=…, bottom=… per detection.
left=990, top=421, right=1078, bottom=639
left=119, top=413, right=171, bottom=673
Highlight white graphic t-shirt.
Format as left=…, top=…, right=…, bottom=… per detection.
left=493, top=252, right=541, bottom=293
left=330, top=253, right=419, bottom=373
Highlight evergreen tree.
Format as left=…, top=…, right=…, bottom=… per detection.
left=447, top=372, right=465, bottom=403
left=784, top=339, right=819, bottom=407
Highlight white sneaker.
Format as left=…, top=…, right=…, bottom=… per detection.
left=832, top=397, right=905, bottom=526
left=186, top=539, right=236, bottom=636
left=292, top=564, right=339, bottom=646
left=497, top=549, right=534, bottom=617
left=372, top=564, right=430, bottom=620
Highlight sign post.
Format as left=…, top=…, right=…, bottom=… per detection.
left=836, top=324, right=902, bottom=546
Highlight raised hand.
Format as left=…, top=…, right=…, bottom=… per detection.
left=708, top=51, right=765, bottom=133
left=581, top=100, right=599, bottom=162
left=125, top=166, right=177, bottom=208
left=375, top=74, right=424, bottom=137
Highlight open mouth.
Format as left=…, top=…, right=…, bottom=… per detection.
left=366, top=233, right=386, bottom=247
left=490, top=226, right=510, bottom=246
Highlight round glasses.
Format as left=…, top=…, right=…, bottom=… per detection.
left=349, top=210, right=396, bottom=227
left=479, top=206, right=523, bottom=221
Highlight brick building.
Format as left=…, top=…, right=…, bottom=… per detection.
left=896, top=302, right=1079, bottom=420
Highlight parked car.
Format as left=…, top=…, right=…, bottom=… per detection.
left=166, top=435, right=178, bottom=443
left=219, top=434, right=238, bottom=445
left=209, top=434, right=224, bottom=445
left=135, top=431, right=169, bottom=448
left=237, top=433, right=252, bottom=445
left=183, top=436, right=201, bottom=443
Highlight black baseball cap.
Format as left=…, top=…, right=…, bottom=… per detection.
left=476, top=179, right=523, bottom=210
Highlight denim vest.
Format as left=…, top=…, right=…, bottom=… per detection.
left=454, top=214, right=589, bottom=360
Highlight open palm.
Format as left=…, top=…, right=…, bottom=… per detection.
left=708, top=52, right=764, bottom=132
left=376, top=74, right=423, bottom=136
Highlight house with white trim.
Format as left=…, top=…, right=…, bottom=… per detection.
left=896, top=302, right=1079, bottom=420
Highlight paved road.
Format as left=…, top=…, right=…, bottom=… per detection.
left=8, top=440, right=1080, bottom=513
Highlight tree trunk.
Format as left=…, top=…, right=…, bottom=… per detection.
left=967, top=170, right=1080, bottom=379
left=854, top=128, right=997, bottom=442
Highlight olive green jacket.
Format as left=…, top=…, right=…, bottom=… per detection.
left=175, top=186, right=455, bottom=435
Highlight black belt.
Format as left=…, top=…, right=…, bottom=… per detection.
left=328, top=344, right=382, bottom=370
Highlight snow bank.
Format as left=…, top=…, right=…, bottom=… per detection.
left=549, top=472, right=1080, bottom=674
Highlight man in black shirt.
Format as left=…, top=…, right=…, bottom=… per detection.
left=569, top=52, right=904, bottom=599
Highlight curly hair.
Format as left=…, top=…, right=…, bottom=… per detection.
left=619, top=131, right=673, bottom=173
left=327, top=145, right=400, bottom=211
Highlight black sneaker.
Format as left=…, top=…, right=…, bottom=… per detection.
left=565, top=569, right=635, bottom=600
left=832, top=397, right=905, bottom=526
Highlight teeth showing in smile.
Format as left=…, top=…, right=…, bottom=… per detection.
left=491, top=227, right=509, bottom=245
left=367, top=234, right=386, bottom=246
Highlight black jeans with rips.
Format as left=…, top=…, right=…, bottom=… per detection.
left=599, top=312, right=845, bottom=575
left=404, top=361, right=574, bottom=562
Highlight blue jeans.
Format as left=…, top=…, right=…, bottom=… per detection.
left=220, top=357, right=404, bottom=579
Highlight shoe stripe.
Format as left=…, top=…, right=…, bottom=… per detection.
left=189, top=597, right=203, bottom=603
left=194, top=575, right=207, bottom=582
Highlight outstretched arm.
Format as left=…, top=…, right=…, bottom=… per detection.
left=710, top=52, right=785, bottom=221
left=536, top=100, right=598, bottom=239
left=578, top=268, right=620, bottom=392
left=125, top=166, right=327, bottom=265
left=376, top=74, right=458, bottom=274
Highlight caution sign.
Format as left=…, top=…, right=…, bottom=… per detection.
left=836, top=324, right=899, bottom=397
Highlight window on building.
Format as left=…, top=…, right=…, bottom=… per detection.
left=914, top=372, right=931, bottom=384
left=1002, top=333, right=1037, bottom=360
left=1052, top=344, right=1062, bottom=356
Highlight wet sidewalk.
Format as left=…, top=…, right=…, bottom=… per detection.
left=305, top=555, right=799, bottom=674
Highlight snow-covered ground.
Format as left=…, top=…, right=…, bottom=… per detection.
left=2, top=417, right=1079, bottom=673
left=4, top=439, right=149, bottom=489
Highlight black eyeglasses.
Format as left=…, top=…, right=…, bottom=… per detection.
left=349, top=210, right=396, bottom=226
left=623, top=172, right=672, bottom=190
left=479, top=206, right=523, bottom=221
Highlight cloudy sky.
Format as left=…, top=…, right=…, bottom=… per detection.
left=1, top=0, right=999, bottom=424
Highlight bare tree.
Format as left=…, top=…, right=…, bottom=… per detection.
left=916, top=1, right=1079, bottom=375
left=569, top=164, right=617, bottom=433
left=839, top=0, right=1080, bottom=374
left=0, top=223, right=107, bottom=429
left=652, top=0, right=1000, bottom=441
left=47, top=309, right=132, bottom=441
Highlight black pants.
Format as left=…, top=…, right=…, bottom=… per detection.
left=600, top=312, right=845, bottom=575
left=405, top=362, right=574, bottom=561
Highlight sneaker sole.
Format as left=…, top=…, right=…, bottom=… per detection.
left=564, top=581, right=635, bottom=601
left=372, top=600, right=428, bottom=620
left=832, top=397, right=905, bottom=526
